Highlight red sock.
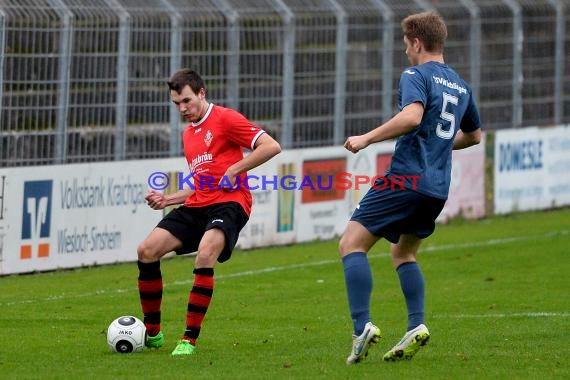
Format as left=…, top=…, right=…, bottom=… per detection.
left=183, top=267, right=214, bottom=345
left=137, top=260, right=163, bottom=337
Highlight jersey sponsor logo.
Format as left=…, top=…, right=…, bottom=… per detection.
left=432, top=75, right=467, bottom=95
left=21, top=180, right=53, bottom=259
left=190, top=152, right=214, bottom=172
left=204, top=130, right=213, bottom=147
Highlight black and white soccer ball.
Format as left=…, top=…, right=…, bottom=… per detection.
left=107, top=316, right=146, bottom=353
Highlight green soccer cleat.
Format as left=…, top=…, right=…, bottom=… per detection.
left=171, top=340, right=196, bottom=356
left=346, top=322, right=382, bottom=365
left=383, top=324, right=430, bottom=361
left=145, top=331, right=164, bottom=349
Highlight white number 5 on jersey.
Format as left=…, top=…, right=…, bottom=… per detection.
left=436, top=92, right=458, bottom=139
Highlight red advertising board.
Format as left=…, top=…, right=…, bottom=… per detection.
left=301, top=158, right=347, bottom=203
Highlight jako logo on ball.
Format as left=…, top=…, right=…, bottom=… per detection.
left=107, top=316, right=146, bottom=353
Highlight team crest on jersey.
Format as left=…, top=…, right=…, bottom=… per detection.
left=204, top=130, right=213, bottom=147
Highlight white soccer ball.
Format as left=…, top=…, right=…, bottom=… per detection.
left=107, top=316, right=146, bottom=353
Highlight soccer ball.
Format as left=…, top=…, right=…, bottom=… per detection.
left=106, top=316, right=146, bottom=353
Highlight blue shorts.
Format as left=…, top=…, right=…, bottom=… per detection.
left=350, top=186, right=446, bottom=244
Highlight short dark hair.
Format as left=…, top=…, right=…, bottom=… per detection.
left=167, top=68, right=205, bottom=95
left=401, top=11, right=447, bottom=53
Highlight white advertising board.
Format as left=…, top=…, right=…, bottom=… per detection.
left=0, top=137, right=489, bottom=275
left=0, top=159, right=187, bottom=275
left=292, top=146, right=349, bottom=242
left=438, top=133, right=486, bottom=222
left=494, top=125, right=570, bottom=214
left=237, top=150, right=298, bottom=249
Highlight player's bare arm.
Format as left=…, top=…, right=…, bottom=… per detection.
left=344, top=102, right=424, bottom=153
left=219, top=133, right=281, bottom=188
left=145, top=187, right=195, bottom=210
left=452, top=128, right=481, bottom=150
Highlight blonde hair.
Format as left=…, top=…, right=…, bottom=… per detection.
left=401, top=11, right=447, bottom=53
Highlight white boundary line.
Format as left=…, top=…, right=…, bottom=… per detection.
left=433, top=312, right=570, bottom=318
left=2, top=229, right=568, bottom=307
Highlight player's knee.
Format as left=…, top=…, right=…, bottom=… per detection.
left=390, top=250, right=416, bottom=268
left=195, top=247, right=219, bottom=267
left=137, top=241, right=157, bottom=262
left=338, top=235, right=352, bottom=257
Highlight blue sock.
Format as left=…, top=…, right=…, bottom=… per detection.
left=397, top=261, right=425, bottom=331
left=342, top=252, right=372, bottom=335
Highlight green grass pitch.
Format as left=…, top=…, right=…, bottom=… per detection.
left=1, top=208, right=568, bottom=379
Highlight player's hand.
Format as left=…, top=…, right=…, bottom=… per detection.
left=218, top=170, right=237, bottom=192
left=344, top=135, right=369, bottom=153
left=145, top=190, right=167, bottom=210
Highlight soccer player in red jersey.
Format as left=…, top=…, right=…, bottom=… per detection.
left=137, top=68, right=281, bottom=356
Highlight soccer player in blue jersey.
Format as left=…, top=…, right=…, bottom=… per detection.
left=340, top=11, right=482, bottom=364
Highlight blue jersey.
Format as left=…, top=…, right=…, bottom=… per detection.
left=387, top=61, right=481, bottom=199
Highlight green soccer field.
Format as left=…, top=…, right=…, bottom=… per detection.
left=1, top=208, right=569, bottom=379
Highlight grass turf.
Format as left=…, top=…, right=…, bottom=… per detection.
left=0, top=208, right=568, bottom=379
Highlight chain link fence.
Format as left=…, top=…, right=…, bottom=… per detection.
left=0, top=0, right=568, bottom=167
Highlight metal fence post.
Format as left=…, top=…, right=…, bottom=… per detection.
left=159, top=0, right=183, bottom=157
left=0, top=9, right=5, bottom=160
left=503, top=0, right=523, bottom=128
left=458, top=0, right=481, bottom=105
left=104, top=0, right=130, bottom=162
left=548, top=0, right=565, bottom=125
left=326, top=0, right=347, bottom=145
left=47, top=0, right=73, bottom=164
left=370, top=0, right=394, bottom=123
left=212, top=0, right=240, bottom=109
left=272, top=0, right=295, bottom=149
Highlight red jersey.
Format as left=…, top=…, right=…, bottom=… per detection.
left=182, top=103, right=265, bottom=216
